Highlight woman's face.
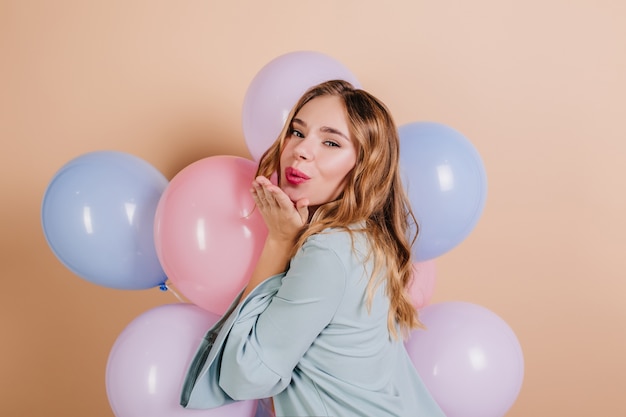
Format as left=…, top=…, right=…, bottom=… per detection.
left=279, top=95, right=357, bottom=208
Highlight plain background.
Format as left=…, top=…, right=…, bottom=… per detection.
left=2, top=1, right=625, bottom=416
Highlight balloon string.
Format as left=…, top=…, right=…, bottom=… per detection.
left=242, top=203, right=258, bottom=219
left=159, top=281, right=186, bottom=303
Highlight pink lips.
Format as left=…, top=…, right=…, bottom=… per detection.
left=284, top=167, right=310, bottom=185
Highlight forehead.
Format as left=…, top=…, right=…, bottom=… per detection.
left=294, top=95, right=349, bottom=128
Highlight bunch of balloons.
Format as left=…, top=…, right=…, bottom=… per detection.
left=41, top=51, right=522, bottom=417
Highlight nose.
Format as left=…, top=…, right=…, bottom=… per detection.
left=293, top=138, right=314, bottom=160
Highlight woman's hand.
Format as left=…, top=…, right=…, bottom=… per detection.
left=250, top=176, right=309, bottom=243
left=241, top=176, right=309, bottom=300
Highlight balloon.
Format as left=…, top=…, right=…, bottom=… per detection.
left=407, top=261, right=436, bottom=310
left=154, top=156, right=267, bottom=315
left=41, top=151, right=168, bottom=289
left=242, top=50, right=361, bottom=161
left=106, top=303, right=257, bottom=417
left=399, top=122, right=487, bottom=261
left=405, top=302, right=524, bottom=417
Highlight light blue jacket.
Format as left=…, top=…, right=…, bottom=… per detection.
left=181, top=228, right=445, bottom=417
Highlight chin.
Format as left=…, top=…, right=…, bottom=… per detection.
left=283, top=189, right=304, bottom=204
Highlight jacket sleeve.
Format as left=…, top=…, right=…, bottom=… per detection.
left=219, top=234, right=348, bottom=400
left=181, top=233, right=348, bottom=407
left=181, top=274, right=284, bottom=409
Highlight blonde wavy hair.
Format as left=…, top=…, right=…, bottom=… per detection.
left=256, top=80, right=420, bottom=338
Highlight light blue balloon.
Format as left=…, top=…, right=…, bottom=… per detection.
left=41, top=151, right=169, bottom=289
left=399, top=122, right=487, bottom=261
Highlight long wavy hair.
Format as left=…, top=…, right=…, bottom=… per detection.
left=256, top=80, right=420, bottom=337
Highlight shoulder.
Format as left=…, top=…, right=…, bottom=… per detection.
left=306, top=225, right=364, bottom=245
left=302, top=225, right=370, bottom=262
left=282, top=228, right=355, bottom=297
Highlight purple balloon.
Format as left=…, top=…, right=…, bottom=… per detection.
left=405, top=302, right=524, bottom=417
left=106, top=303, right=258, bottom=417
left=242, top=51, right=360, bottom=161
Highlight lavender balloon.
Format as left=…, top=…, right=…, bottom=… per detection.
left=242, top=51, right=361, bottom=161
left=106, top=303, right=258, bottom=417
left=405, top=302, right=524, bottom=417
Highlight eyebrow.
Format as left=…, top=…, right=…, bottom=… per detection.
left=292, top=118, right=350, bottom=142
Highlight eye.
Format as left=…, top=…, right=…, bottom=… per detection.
left=290, top=129, right=304, bottom=138
left=323, top=140, right=340, bottom=147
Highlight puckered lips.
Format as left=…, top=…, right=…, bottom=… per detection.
left=284, top=166, right=310, bottom=185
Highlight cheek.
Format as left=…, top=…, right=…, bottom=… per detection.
left=332, top=156, right=357, bottom=181
left=322, top=158, right=356, bottom=195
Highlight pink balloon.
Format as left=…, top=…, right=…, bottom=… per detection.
left=407, top=261, right=436, bottom=310
left=405, top=302, right=524, bottom=417
left=106, top=303, right=257, bottom=417
left=154, top=156, right=267, bottom=314
left=242, top=51, right=361, bottom=161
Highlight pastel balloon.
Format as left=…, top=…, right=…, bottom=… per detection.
left=106, top=303, right=257, bottom=417
left=407, top=261, right=436, bottom=310
left=41, top=151, right=168, bottom=289
left=399, top=122, right=487, bottom=261
left=154, top=156, right=267, bottom=315
left=243, top=50, right=361, bottom=161
left=405, top=302, right=524, bottom=417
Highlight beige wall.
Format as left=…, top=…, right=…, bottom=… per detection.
left=2, top=1, right=625, bottom=415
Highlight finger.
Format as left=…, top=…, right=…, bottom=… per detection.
left=295, top=199, right=309, bottom=223
left=254, top=176, right=272, bottom=186
left=265, top=184, right=289, bottom=204
left=251, top=182, right=273, bottom=211
left=259, top=182, right=279, bottom=209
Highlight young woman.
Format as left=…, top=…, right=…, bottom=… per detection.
left=180, top=80, right=444, bottom=417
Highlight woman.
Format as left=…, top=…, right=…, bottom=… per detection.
left=180, top=80, right=444, bottom=416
